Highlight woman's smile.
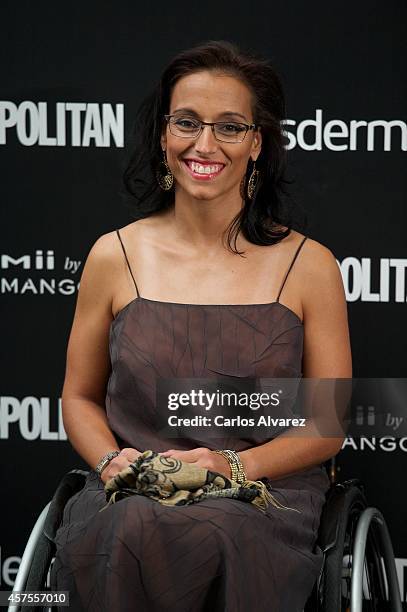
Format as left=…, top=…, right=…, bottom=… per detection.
left=182, top=158, right=226, bottom=181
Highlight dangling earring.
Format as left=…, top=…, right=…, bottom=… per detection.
left=247, top=160, right=259, bottom=200
left=156, top=150, right=174, bottom=191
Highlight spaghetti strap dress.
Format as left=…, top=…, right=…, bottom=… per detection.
left=51, top=230, right=331, bottom=612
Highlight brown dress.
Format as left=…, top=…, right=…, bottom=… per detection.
left=51, top=230, right=331, bottom=612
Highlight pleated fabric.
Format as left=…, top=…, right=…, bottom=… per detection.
left=51, top=297, right=331, bottom=612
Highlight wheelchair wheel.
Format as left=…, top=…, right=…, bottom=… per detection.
left=8, top=470, right=88, bottom=612
left=321, top=482, right=389, bottom=611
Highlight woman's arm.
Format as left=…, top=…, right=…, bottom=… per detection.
left=238, top=239, right=352, bottom=481
left=61, top=233, right=141, bottom=482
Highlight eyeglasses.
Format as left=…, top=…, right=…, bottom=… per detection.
left=164, top=114, right=258, bottom=144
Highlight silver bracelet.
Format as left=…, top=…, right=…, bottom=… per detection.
left=95, top=450, right=120, bottom=475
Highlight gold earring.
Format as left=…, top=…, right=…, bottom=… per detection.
left=247, top=160, right=259, bottom=200
left=157, top=150, right=174, bottom=191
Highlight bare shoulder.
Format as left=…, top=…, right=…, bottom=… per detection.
left=84, top=229, right=121, bottom=276
left=79, top=224, right=142, bottom=297
left=291, top=233, right=346, bottom=318
left=291, top=233, right=352, bottom=378
left=79, top=217, right=166, bottom=313
left=115, top=216, right=166, bottom=248
left=298, top=234, right=342, bottom=287
left=87, top=219, right=151, bottom=266
left=277, top=229, right=339, bottom=276
left=75, top=231, right=123, bottom=319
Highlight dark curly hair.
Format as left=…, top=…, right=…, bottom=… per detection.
left=122, top=40, right=307, bottom=255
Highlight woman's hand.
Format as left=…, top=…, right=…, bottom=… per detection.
left=159, top=447, right=232, bottom=479
left=100, top=447, right=143, bottom=484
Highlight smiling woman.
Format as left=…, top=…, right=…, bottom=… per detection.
left=51, top=40, right=351, bottom=612
left=161, top=70, right=262, bottom=203
left=122, top=39, right=303, bottom=253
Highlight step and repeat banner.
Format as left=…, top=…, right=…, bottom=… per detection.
left=1, top=0, right=406, bottom=605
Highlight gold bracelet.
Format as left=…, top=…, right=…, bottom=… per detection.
left=225, top=450, right=246, bottom=484
left=215, top=450, right=239, bottom=481
left=214, top=449, right=246, bottom=484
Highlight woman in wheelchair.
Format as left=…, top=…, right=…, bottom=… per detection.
left=50, top=41, right=351, bottom=611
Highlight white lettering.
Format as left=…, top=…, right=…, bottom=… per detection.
left=323, top=119, right=348, bottom=151
left=0, top=102, right=18, bottom=144
left=0, top=397, right=20, bottom=438
left=82, top=103, right=104, bottom=147
left=340, top=257, right=363, bottom=302
left=65, top=102, right=86, bottom=146
left=1, top=102, right=404, bottom=150
left=380, top=258, right=390, bottom=301
left=361, top=258, right=380, bottom=302
left=1, top=254, right=30, bottom=269
left=1, top=277, right=79, bottom=296
left=0, top=278, right=18, bottom=293
left=0, top=547, right=21, bottom=587
left=38, top=102, right=57, bottom=146
left=394, top=558, right=407, bottom=603
left=338, top=257, right=407, bottom=303
left=19, top=397, right=42, bottom=440
left=0, top=397, right=67, bottom=440
left=17, top=101, right=39, bottom=146
left=103, top=102, right=124, bottom=147
left=64, top=257, right=82, bottom=274
left=282, top=108, right=407, bottom=152
left=56, top=102, right=66, bottom=146
left=296, top=109, right=323, bottom=151
left=342, top=436, right=407, bottom=452
left=391, top=259, right=407, bottom=302
left=349, top=120, right=368, bottom=150
left=367, top=119, right=407, bottom=151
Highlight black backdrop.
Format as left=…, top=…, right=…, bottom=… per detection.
left=1, top=0, right=406, bottom=604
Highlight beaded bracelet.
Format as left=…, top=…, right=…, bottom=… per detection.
left=214, top=449, right=247, bottom=484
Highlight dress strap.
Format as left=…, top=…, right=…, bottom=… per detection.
left=276, top=235, right=308, bottom=303
left=116, top=229, right=140, bottom=298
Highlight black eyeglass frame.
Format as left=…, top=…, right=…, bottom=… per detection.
left=164, top=114, right=259, bottom=143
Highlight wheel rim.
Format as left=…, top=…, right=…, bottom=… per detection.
left=341, top=507, right=389, bottom=611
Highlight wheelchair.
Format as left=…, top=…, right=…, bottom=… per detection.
left=8, top=459, right=403, bottom=612
left=304, top=458, right=402, bottom=611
